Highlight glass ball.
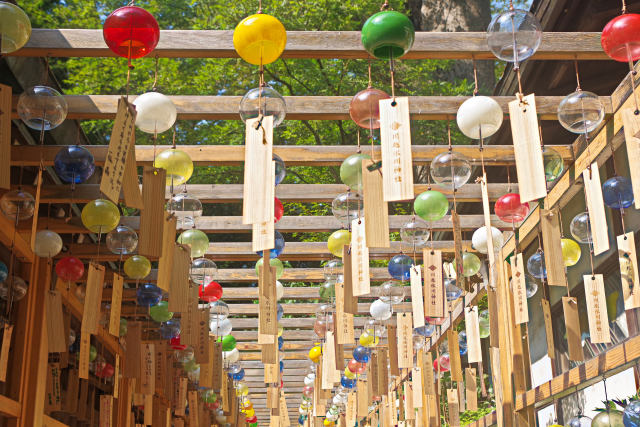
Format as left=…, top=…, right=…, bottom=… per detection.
left=302, top=385, right=314, bottom=398
left=136, top=283, right=163, bottom=307
left=566, top=416, right=592, bottom=427
left=276, top=280, right=284, bottom=300
left=379, top=280, right=405, bottom=304
left=327, top=229, right=351, bottom=258
left=222, top=348, right=240, bottom=364
left=413, top=335, right=425, bottom=350
left=323, top=259, right=343, bottom=283
left=361, top=11, right=415, bottom=59
left=340, top=153, right=371, bottom=192
left=17, top=86, right=68, bottom=131
left=487, top=9, right=542, bottom=63
left=314, top=319, right=332, bottom=337
left=0, top=276, right=28, bottom=301
left=183, top=358, right=199, bottom=374
left=209, top=318, right=232, bottom=336
left=400, top=219, right=429, bottom=247
left=624, top=401, right=640, bottom=427
left=154, top=149, right=194, bottom=186
left=561, top=238, right=581, bottom=267
left=319, top=281, right=335, bottom=301
left=103, top=5, right=159, bottom=58
left=525, top=274, right=538, bottom=298
left=478, top=309, right=490, bottom=338
left=74, top=285, right=85, bottom=302
left=256, top=230, right=285, bottom=258
left=274, top=154, right=286, bottom=186
left=132, top=92, right=176, bottom=134
left=369, top=298, right=393, bottom=321
left=457, top=252, right=481, bottom=277
left=190, top=258, right=218, bottom=285
left=124, top=255, right=151, bottom=280
left=347, top=359, right=366, bottom=374
left=414, top=324, right=435, bottom=337
left=177, top=229, right=209, bottom=258
left=209, top=301, right=230, bottom=321
left=415, top=190, right=450, bottom=223
left=54, top=145, right=95, bottom=184
left=435, top=353, right=451, bottom=372
left=343, top=367, right=356, bottom=380
left=445, top=278, right=463, bottom=301
left=160, top=319, right=181, bottom=339
left=430, top=152, right=472, bottom=190
left=81, top=199, right=120, bottom=234
left=233, top=14, right=287, bottom=65
left=352, top=345, right=371, bottom=363
left=557, top=90, right=605, bottom=134
left=68, top=329, right=76, bottom=346
left=570, top=212, right=592, bottom=244
left=472, top=226, right=504, bottom=254
left=149, top=301, right=173, bottom=323
left=277, top=303, right=284, bottom=320
left=526, top=252, right=546, bottom=279
left=106, top=225, right=138, bottom=255
left=602, top=13, right=640, bottom=62
left=340, top=375, right=356, bottom=389
left=388, top=254, right=413, bottom=281
left=494, top=193, right=529, bottom=223
left=349, top=87, right=390, bottom=129
left=274, top=197, right=284, bottom=223
left=220, top=334, right=237, bottom=352
left=543, top=147, right=564, bottom=182
left=167, top=192, right=203, bottom=229
left=239, top=85, right=286, bottom=127
left=33, top=230, right=62, bottom=258
left=255, top=257, right=284, bottom=279
left=0, top=2, right=31, bottom=54
left=0, top=190, right=35, bottom=221
left=456, top=96, right=503, bottom=139
left=0, top=261, right=6, bottom=282
left=199, top=281, right=223, bottom=302
left=591, top=410, right=624, bottom=427
left=331, top=192, right=363, bottom=227
left=308, top=345, right=322, bottom=363
left=603, top=175, right=634, bottom=209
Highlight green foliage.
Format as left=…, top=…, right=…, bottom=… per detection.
left=460, top=401, right=496, bottom=426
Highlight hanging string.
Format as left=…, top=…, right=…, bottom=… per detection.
left=367, top=59, right=373, bottom=88
left=607, top=129, right=628, bottom=233
left=472, top=57, right=479, bottom=96
left=389, top=54, right=396, bottom=104
left=258, top=0, right=262, bottom=13
left=622, top=0, right=628, bottom=14
left=151, top=55, right=159, bottom=91
left=357, top=128, right=362, bottom=154
left=380, top=0, right=390, bottom=11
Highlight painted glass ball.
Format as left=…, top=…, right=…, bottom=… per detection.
left=456, top=96, right=503, bottom=139
left=331, top=192, right=363, bottom=228
left=149, top=301, right=173, bottom=322
left=340, top=153, right=371, bottom=191
left=570, top=212, right=592, bottom=244
left=255, top=257, right=284, bottom=279
left=494, top=193, right=529, bottom=223
left=274, top=197, right=284, bottom=223
left=17, top=86, right=68, bottom=131
left=561, top=238, right=581, bottom=267
left=430, top=152, right=472, bottom=190
left=414, top=190, right=449, bottom=221
left=220, top=334, right=237, bottom=352
left=388, top=254, right=413, bottom=281
left=160, top=319, right=181, bottom=339
left=54, top=145, right=95, bottom=184
left=0, top=190, right=35, bottom=221
left=153, top=149, right=193, bottom=186
left=543, top=147, right=564, bottom=182
left=361, top=11, right=415, bottom=59
left=124, top=255, right=151, bottom=280
left=308, top=345, right=322, bottom=363
left=526, top=252, right=546, bottom=279
left=327, top=229, right=351, bottom=258
left=132, top=92, right=177, bottom=134
left=603, top=175, right=634, bottom=209
left=487, top=9, right=542, bottom=63
left=256, top=230, right=285, bottom=258
left=349, top=87, right=390, bottom=129
left=602, top=13, right=640, bottom=62
left=623, top=401, right=640, bottom=427
left=239, top=85, right=287, bottom=127
left=414, top=324, right=435, bottom=337
left=177, top=229, right=209, bottom=258
left=558, top=90, right=605, bottom=134
left=340, top=375, right=356, bottom=389
left=199, top=281, right=223, bottom=302
left=81, top=199, right=120, bottom=233
left=106, top=225, right=138, bottom=255
left=0, top=2, right=31, bottom=54
left=103, top=6, right=159, bottom=59
left=34, top=230, right=63, bottom=258
left=233, top=14, right=287, bottom=65
left=352, top=345, right=371, bottom=363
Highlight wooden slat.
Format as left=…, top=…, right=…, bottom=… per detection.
left=14, top=30, right=608, bottom=60
left=0, top=395, right=21, bottom=418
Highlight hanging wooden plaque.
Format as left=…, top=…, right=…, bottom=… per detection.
left=168, top=244, right=190, bottom=312
left=622, top=109, right=640, bottom=209
left=45, top=363, right=62, bottom=412
left=99, top=395, right=113, bottom=427
left=404, top=382, right=415, bottom=419
left=618, top=232, right=640, bottom=309
left=138, top=167, right=166, bottom=257
left=487, top=284, right=500, bottom=348
left=412, top=367, right=423, bottom=408
left=369, top=352, right=380, bottom=397
left=541, top=209, right=568, bottom=287
left=82, top=262, right=105, bottom=335
left=264, top=363, right=279, bottom=384
left=346, top=392, right=356, bottom=427
left=377, top=348, right=389, bottom=393
left=124, top=321, right=141, bottom=378
left=508, top=94, right=547, bottom=202
left=410, top=265, right=425, bottom=328
left=243, top=116, right=274, bottom=224
left=422, top=352, right=435, bottom=395
left=0, top=325, right=12, bottom=382
left=423, top=249, right=444, bottom=318
left=321, top=331, right=339, bottom=389
left=173, top=419, right=184, bottom=427
left=252, top=161, right=276, bottom=251
left=79, top=332, right=91, bottom=379
left=195, top=310, right=209, bottom=363
left=198, top=340, right=212, bottom=389
left=45, top=291, right=67, bottom=353
left=465, top=368, right=477, bottom=411
left=60, top=311, right=70, bottom=368
left=157, top=214, right=177, bottom=292
left=342, top=245, right=358, bottom=314
left=267, top=386, right=279, bottom=409
left=108, top=273, right=124, bottom=336
left=379, top=97, right=414, bottom=201
left=113, top=354, right=120, bottom=399
left=446, top=389, right=460, bottom=426
left=361, top=161, right=390, bottom=247
left=140, top=342, right=155, bottom=395
left=154, top=342, right=166, bottom=396
left=357, top=380, right=368, bottom=418
left=212, top=341, right=223, bottom=390
left=123, top=137, right=143, bottom=209
left=335, top=282, right=355, bottom=345
left=387, top=323, right=399, bottom=376
left=174, top=378, right=187, bottom=416
left=350, top=218, right=370, bottom=296
left=541, top=298, right=555, bottom=360
left=510, top=253, right=529, bottom=324
left=447, top=330, right=463, bottom=382
left=397, top=313, right=413, bottom=369
left=101, top=97, right=137, bottom=204
left=181, top=286, right=199, bottom=347
left=259, top=263, right=278, bottom=336
left=279, top=391, right=291, bottom=427
left=562, top=296, right=584, bottom=361
left=584, top=274, right=611, bottom=343
left=583, top=162, right=610, bottom=255
left=465, top=306, right=482, bottom=363
left=187, top=391, right=199, bottom=427
left=65, top=369, right=79, bottom=413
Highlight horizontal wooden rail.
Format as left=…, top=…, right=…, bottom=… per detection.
left=0, top=395, right=21, bottom=418
left=11, top=29, right=607, bottom=60
left=467, top=412, right=497, bottom=427
left=43, top=415, right=70, bottom=427
left=9, top=95, right=612, bottom=121
left=11, top=144, right=574, bottom=167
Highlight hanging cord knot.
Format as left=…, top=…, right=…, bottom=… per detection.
left=380, top=0, right=391, bottom=11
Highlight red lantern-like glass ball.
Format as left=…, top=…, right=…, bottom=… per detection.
left=103, top=6, right=160, bottom=59
left=494, top=193, right=530, bottom=223
left=601, top=13, right=640, bottom=62
left=349, top=87, right=391, bottom=129
left=425, top=316, right=445, bottom=326
left=170, top=336, right=186, bottom=350
left=274, top=197, right=284, bottom=223
left=199, top=280, right=223, bottom=302
left=303, top=385, right=314, bottom=397
left=246, top=416, right=258, bottom=424
left=55, top=256, right=85, bottom=282
left=347, top=359, right=367, bottom=374
left=96, top=362, right=115, bottom=378
left=433, top=354, right=450, bottom=372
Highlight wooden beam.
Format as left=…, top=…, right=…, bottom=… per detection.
left=11, top=144, right=574, bottom=167
left=0, top=395, right=21, bottom=418
left=9, top=95, right=612, bottom=121
left=0, top=208, right=33, bottom=263
left=12, top=29, right=607, bottom=60
left=43, top=416, right=69, bottom=427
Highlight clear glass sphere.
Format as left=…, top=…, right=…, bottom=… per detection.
left=340, top=153, right=371, bottom=192
left=413, top=335, right=425, bottom=350
left=526, top=252, right=546, bottom=279
left=570, top=212, right=591, bottom=244
left=445, top=278, right=463, bottom=301
left=543, top=147, right=564, bottom=182
left=209, top=301, right=230, bottom=321
left=17, top=86, right=68, bottom=131
left=239, top=85, right=286, bottom=127
left=456, top=96, right=503, bottom=139
left=566, top=416, right=592, bottom=427
left=154, top=149, right=194, bottom=186
left=369, top=298, right=393, bottom=321
left=525, top=274, right=538, bottom=298
left=400, top=219, right=430, bottom=247
left=273, top=154, right=286, bottom=186
left=190, top=258, right=218, bottom=285
left=54, top=145, right=96, bottom=184
left=331, top=192, right=363, bottom=227
left=0, top=189, right=35, bottom=221
left=414, top=324, right=435, bottom=337
left=323, top=259, right=344, bottom=283
left=106, top=225, right=138, bottom=255
left=132, top=91, right=177, bottom=134
left=167, top=192, right=203, bottom=229
left=430, top=152, right=472, bottom=190
left=557, top=90, right=605, bottom=134
left=0, top=2, right=31, bottom=54
left=34, top=230, right=63, bottom=258
left=0, top=276, right=28, bottom=301
left=319, top=281, right=335, bottom=301
left=487, top=9, right=542, bottom=63
left=603, top=175, right=634, bottom=209
left=379, top=280, right=405, bottom=304
left=624, top=401, right=640, bottom=426
left=457, top=252, right=482, bottom=277
left=175, top=346, right=195, bottom=363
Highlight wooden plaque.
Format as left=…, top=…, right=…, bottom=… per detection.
left=109, top=273, right=124, bottom=336
left=157, top=214, right=177, bottom=292
left=0, top=85, right=11, bottom=189
left=346, top=392, right=356, bottom=427
left=583, top=162, right=610, bottom=255
left=138, top=167, right=166, bottom=257
left=541, top=298, right=555, bottom=359
left=140, top=342, right=155, bottom=395
left=335, top=282, right=355, bottom=345
left=508, top=94, right=547, bottom=202
left=261, top=340, right=278, bottom=365
left=243, top=116, right=274, bottom=224
left=422, top=352, right=435, bottom=395
left=357, top=380, right=368, bottom=417
left=379, top=97, right=414, bottom=201
left=387, top=324, right=399, bottom=376
left=510, top=254, right=529, bottom=324
left=259, top=264, right=278, bottom=336
left=412, top=367, right=423, bottom=408
left=0, top=325, right=12, bottom=382
left=65, top=370, right=79, bottom=413
left=618, top=232, right=640, bottom=309
left=78, top=332, right=91, bottom=379
left=81, top=262, right=105, bottom=334
left=99, top=395, right=113, bottom=427
left=168, top=244, right=190, bottom=312
left=123, top=137, right=143, bottom=209
left=124, top=322, right=142, bottom=378
left=621, top=108, right=640, bottom=209
left=361, top=161, right=390, bottom=247
left=45, top=363, right=62, bottom=412
left=465, top=368, right=477, bottom=411
left=45, top=291, right=67, bottom=353
left=487, top=285, right=500, bottom=348
left=350, top=218, right=370, bottom=296
left=541, top=209, right=568, bottom=287
left=562, top=297, right=584, bottom=361
left=175, top=378, right=187, bottom=416
left=321, top=331, right=339, bottom=389
left=404, top=381, right=415, bottom=419
left=195, top=310, right=209, bottom=363
left=342, top=245, right=358, bottom=314
left=369, top=352, right=379, bottom=396
left=212, top=341, right=223, bottom=390
left=252, top=161, right=276, bottom=251
left=264, top=363, right=279, bottom=384
left=447, top=389, right=460, bottom=426
left=187, top=391, right=199, bottom=427
left=423, top=249, right=444, bottom=318
left=448, top=330, right=463, bottom=382
left=584, top=274, right=611, bottom=343
left=397, top=313, right=413, bottom=369
left=181, top=286, right=199, bottom=347
left=410, top=265, right=425, bottom=327
left=465, top=306, right=482, bottom=363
